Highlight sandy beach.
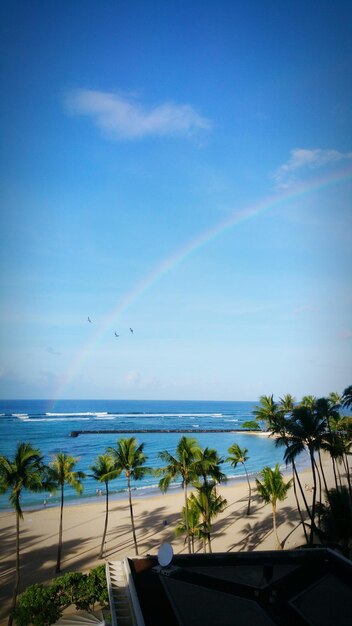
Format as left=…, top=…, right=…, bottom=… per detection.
left=0, top=459, right=336, bottom=624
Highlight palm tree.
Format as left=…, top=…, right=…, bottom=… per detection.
left=300, top=395, right=316, bottom=410
left=342, top=385, right=352, bottom=410
left=274, top=430, right=311, bottom=545
left=328, top=391, right=343, bottom=411
left=227, top=443, right=252, bottom=515
left=255, top=464, right=292, bottom=550
left=253, top=395, right=282, bottom=432
left=279, top=394, right=296, bottom=415
left=158, top=436, right=202, bottom=553
left=189, top=483, right=227, bottom=553
left=283, top=403, right=327, bottom=544
left=322, top=434, right=352, bottom=495
left=175, top=498, right=202, bottom=553
left=316, top=397, right=341, bottom=492
left=0, top=443, right=48, bottom=626
left=90, top=453, right=119, bottom=559
left=107, top=437, right=150, bottom=555
left=195, top=446, right=226, bottom=488
left=317, top=487, right=352, bottom=558
left=49, top=452, right=85, bottom=573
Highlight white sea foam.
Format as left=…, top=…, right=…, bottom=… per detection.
left=46, top=412, right=108, bottom=417
left=14, top=414, right=29, bottom=419
left=29, top=417, right=91, bottom=422
left=95, top=416, right=116, bottom=420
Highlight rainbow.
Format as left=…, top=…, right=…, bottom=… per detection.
left=54, top=165, right=352, bottom=400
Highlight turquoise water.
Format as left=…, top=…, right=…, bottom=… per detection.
left=0, top=399, right=308, bottom=510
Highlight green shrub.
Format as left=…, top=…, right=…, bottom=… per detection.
left=242, top=420, right=260, bottom=431
left=14, top=565, right=108, bottom=625
left=14, top=584, right=62, bottom=626
left=51, top=572, right=84, bottom=607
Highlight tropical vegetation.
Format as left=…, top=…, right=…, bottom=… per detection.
left=90, top=453, right=119, bottom=558
left=253, top=384, right=352, bottom=548
left=158, top=436, right=203, bottom=553
left=49, top=452, right=86, bottom=573
left=2, top=384, right=352, bottom=622
left=14, top=565, right=108, bottom=626
left=255, top=464, right=292, bottom=549
left=107, top=437, right=151, bottom=555
left=0, top=443, right=51, bottom=626
left=227, top=443, right=251, bottom=515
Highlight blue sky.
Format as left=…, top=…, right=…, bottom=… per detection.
left=0, top=0, right=351, bottom=400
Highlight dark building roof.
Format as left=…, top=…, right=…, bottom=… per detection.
left=127, top=548, right=352, bottom=626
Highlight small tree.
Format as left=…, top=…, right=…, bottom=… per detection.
left=189, top=483, right=227, bottom=553
left=13, top=585, right=62, bottom=626
left=90, top=453, right=119, bottom=558
left=175, top=499, right=202, bottom=553
left=227, top=443, right=251, bottom=515
left=158, top=436, right=202, bottom=553
left=0, top=442, right=49, bottom=626
left=107, top=438, right=150, bottom=555
left=317, top=487, right=352, bottom=558
left=14, top=565, right=108, bottom=625
left=49, top=453, right=86, bottom=573
left=242, top=420, right=260, bottom=431
left=256, top=464, right=292, bottom=549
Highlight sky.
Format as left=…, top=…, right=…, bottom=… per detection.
left=0, top=0, right=351, bottom=401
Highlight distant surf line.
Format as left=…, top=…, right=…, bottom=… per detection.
left=53, top=165, right=352, bottom=402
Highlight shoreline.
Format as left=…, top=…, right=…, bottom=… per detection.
left=0, top=443, right=306, bottom=516
left=0, top=456, right=329, bottom=624
left=69, top=428, right=271, bottom=437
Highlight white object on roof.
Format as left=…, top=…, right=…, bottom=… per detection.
left=158, top=543, right=173, bottom=568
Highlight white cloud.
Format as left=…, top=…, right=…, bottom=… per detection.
left=291, top=304, right=316, bottom=316
left=273, top=148, right=352, bottom=188
left=65, top=89, right=211, bottom=140
left=122, top=370, right=159, bottom=389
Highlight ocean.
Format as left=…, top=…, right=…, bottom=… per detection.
left=0, top=399, right=309, bottom=510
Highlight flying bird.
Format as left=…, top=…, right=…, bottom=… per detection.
left=130, top=328, right=134, bottom=334
left=88, top=317, right=92, bottom=323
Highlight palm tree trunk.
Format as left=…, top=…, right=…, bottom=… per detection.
left=56, top=485, right=64, bottom=573
left=292, top=463, right=309, bottom=544
left=337, top=463, right=343, bottom=489
left=8, top=511, right=20, bottom=626
left=318, top=451, right=328, bottom=493
left=99, top=481, right=109, bottom=559
left=207, top=533, right=212, bottom=553
left=243, top=463, right=251, bottom=515
left=327, top=416, right=339, bottom=491
left=309, top=448, right=318, bottom=545
left=127, top=473, right=138, bottom=555
left=272, top=503, right=281, bottom=549
left=184, top=480, right=191, bottom=553
left=293, top=460, right=312, bottom=527
left=331, top=454, right=339, bottom=491
left=314, top=457, right=322, bottom=525
left=343, top=454, right=352, bottom=498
